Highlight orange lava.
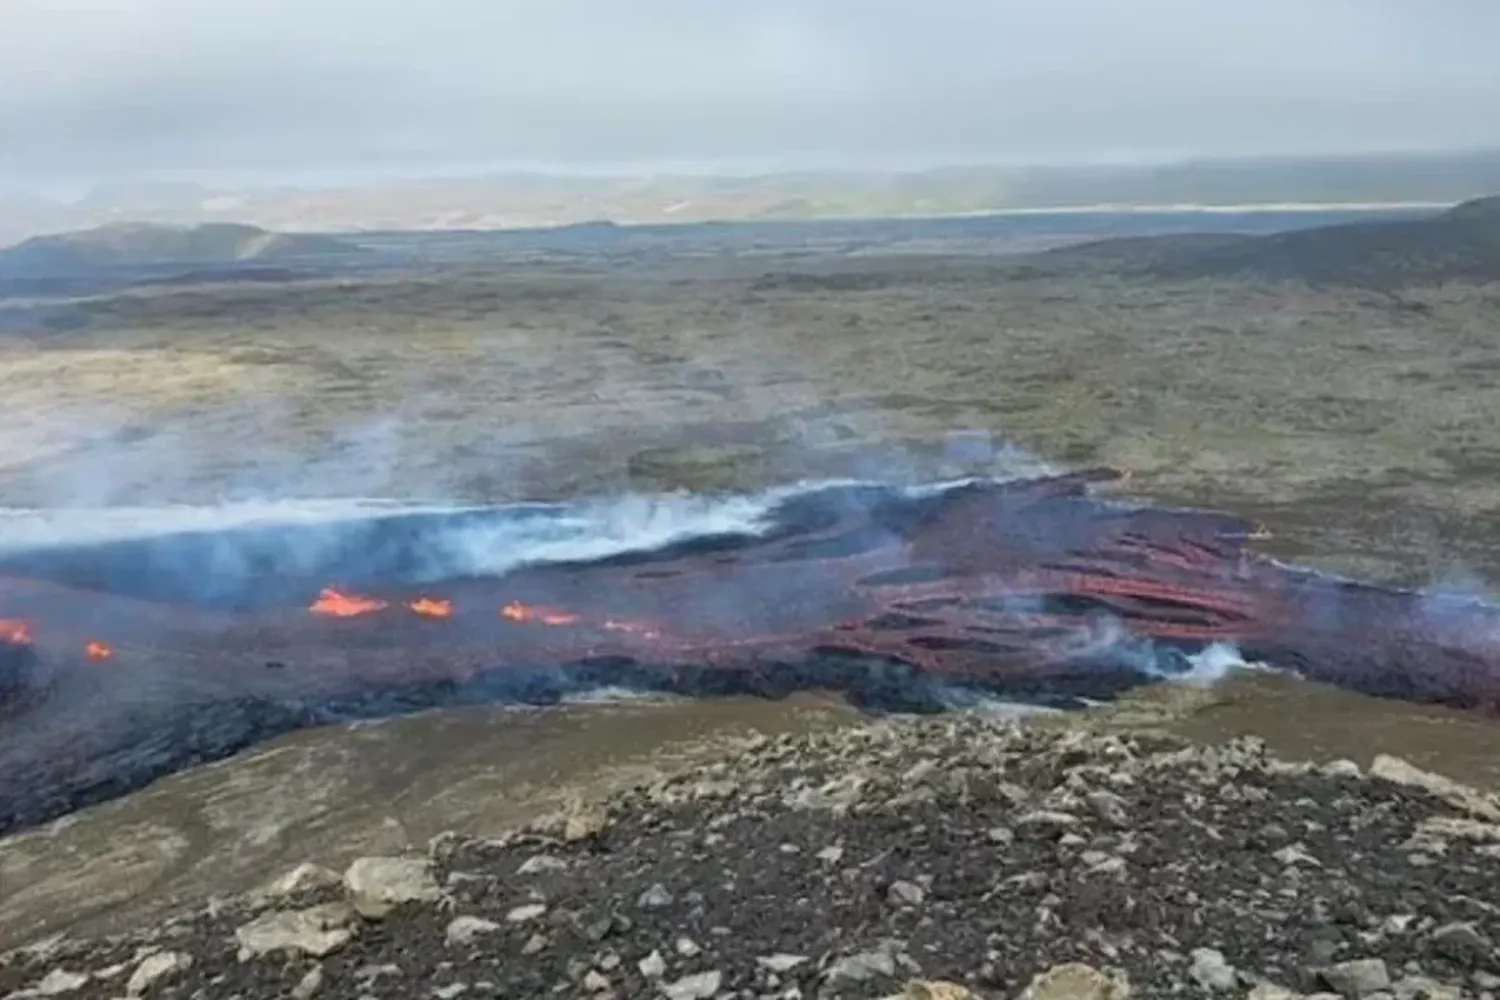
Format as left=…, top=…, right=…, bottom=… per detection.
left=309, top=587, right=390, bottom=618
left=85, top=640, right=113, bottom=661
left=410, top=597, right=455, bottom=619
left=501, top=600, right=578, bottom=626
left=0, top=618, right=32, bottom=645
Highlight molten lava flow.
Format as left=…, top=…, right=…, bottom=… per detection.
left=0, top=618, right=32, bottom=645
left=14, top=465, right=1500, bottom=849
left=309, top=587, right=390, bottom=618
left=410, top=597, right=455, bottom=619
left=501, top=600, right=578, bottom=626
left=85, top=640, right=113, bottom=661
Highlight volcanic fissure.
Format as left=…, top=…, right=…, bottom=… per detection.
left=1, top=468, right=1497, bottom=837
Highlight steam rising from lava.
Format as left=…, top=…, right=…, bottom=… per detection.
left=0, top=485, right=826, bottom=610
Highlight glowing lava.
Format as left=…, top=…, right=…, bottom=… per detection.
left=1, top=619, right=32, bottom=645
left=85, top=640, right=113, bottom=661
left=410, top=597, right=455, bottom=619
left=501, top=601, right=578, bottom=626
left=309, top=587, right=390, bottom=618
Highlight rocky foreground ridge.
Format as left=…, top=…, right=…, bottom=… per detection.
left=2, top=718, right=1499, bottom=1000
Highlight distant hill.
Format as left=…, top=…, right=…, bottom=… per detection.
left=2, top=149, right=1499, bottom=241
left=1028, top=195, right=1500, bottom=286
left=0, top=222, right=360, bottom=274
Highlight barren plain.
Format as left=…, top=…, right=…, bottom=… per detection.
left=3, top=212, right=1500, bottom=954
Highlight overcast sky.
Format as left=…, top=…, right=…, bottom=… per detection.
left=1, top=0, right=1498, bottom=189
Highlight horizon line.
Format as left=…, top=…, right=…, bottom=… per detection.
left=7, top=144, right=1500, bottom=201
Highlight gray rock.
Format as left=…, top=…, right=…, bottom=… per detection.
left=90, top=962, right=129, bottom=983
left=887, top=880, right=926, bottom=907
left=343, top=856, right=443, bottom=919
left=901, top=759, right=939, bottom=785
left=690, top=778, right=739, bottom=800
left=1018, top=962, right=1132, bottom=1000
left=638, top=883, right=675, bottom=909
left=900, top=980, right=984, bottom=999
left=1320, top=958, right=1392, bottom=996
left=259, top=863, right=344, bottom=902
left=1393, top=975, right=1461, bottom=1000
left=125, top=951, right=191, bottom=997
left=788, top=773, right=866, bottom=812
left=1382, top=915, right=1418, bottom=936
left=1273, top=843, right=1322, bottom=868
left=1406, top=816, right=1500, bottom=854
left=1189, top=948, right=1237, bottom=991
left=562, top=803, right=611, bottom=842
left=581, top=969, right=611, bottom=992
left=825, top=948, right=898, bottom=983
left=235, top=903, right=357, bottom=960
left=354, top=962, right=403, bottom=985
left=1246, top=985, right=1298, bottom=1000
left=1001, top=872, right=1047, bottom=897
left=1255, top=823, right=1292, bottom=848
left=1082, top=852, right=1126, bottom=877
left=291, top=966, right=325, bottom=999
left=24, top=969, right=90, bottom=997
left=675, top=937, right=702, bottom=957
left=1369, top=756, right=1500, bottom=822
left=505, top=903, right=548, bottom=923
left=444, top=916, right=502, bottom=946
left=1322, top=759, right=1363, bottom=778
left=757, top=954, right=809, bottom=973
left=1016, top=810, right=1082, bottom=834
left=1085, top=790, right=1130, bottom=826
left=1429, top=921, right=1491, bottom=962
left=661, top=970, right=723, bottom=999
left=638, top=950, right=667, bottom=979
left=516, top=854, right=569, bottom=875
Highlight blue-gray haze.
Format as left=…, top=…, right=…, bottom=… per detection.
left=1, top=0, right=1497, bottom=186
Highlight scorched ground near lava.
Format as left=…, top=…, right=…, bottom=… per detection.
left=2, top=466, right=1499, bottom=837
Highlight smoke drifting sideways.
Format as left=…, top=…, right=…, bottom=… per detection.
left=0, top=392, right=482, bottom=510
left=4, top=373, right=1493, bottom=714
left=0, top=389, right=1260, bottom=701
left=0, top=375, right=1063, bottom=609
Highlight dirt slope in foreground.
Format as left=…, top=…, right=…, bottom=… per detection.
left=4, top=718, right=1497, bottom=999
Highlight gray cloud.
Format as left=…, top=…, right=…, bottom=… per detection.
left=1, top=0, right=1498, bottom=186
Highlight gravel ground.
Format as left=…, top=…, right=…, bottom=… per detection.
left=3, top=718, right=1499, bottom=1000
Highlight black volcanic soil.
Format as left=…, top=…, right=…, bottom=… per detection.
left=4, top=719, right=1497, bottom=1000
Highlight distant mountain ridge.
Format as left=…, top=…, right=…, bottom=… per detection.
left=1029, top=195, right=1500, bottom=285
left=2, top=149, right=1498, bottom=242
left=0, top=222, right=359, bottom=273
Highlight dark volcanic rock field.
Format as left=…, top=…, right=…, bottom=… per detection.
left=4, top=719, right=1498, bottom=999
